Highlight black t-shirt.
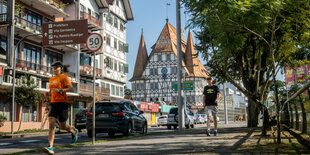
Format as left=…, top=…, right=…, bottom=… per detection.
left=203, top=85, right=220, bottom=106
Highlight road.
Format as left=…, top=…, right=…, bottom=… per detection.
left=0, top=124, right=208, bottom=154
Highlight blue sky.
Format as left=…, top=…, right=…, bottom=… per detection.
left=125, top=0, right=284, bottom=88
left=126, top=0, right=191, bottom=88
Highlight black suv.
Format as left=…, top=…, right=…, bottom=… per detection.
left=86, top=101, right=148, bottom=138
left=74, top=109, right=87, bottom=132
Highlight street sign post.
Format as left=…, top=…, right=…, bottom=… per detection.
left=85, top=33, right=103, bottom=145
left=42, top=19, right=88, bottom=46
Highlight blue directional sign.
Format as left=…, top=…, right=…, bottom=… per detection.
left=161, top=67, right=168, bottom=74
left=162, top=74, right=167, bottom=79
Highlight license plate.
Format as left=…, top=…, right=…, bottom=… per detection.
left=98, top=114, right=109, bottom=118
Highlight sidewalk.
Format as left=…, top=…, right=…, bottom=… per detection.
left=24, top=122, right=253, bottom=155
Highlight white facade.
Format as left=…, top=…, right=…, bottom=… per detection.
left=79, top=0, right=131, bottom=98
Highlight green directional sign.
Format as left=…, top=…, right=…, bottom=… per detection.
left=183, top=81, right=193, bottom=90
left=173, top=81, right=193, bottom=91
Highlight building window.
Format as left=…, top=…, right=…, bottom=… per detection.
left=114, top=17, right=118, bottom=28
left=106, top=34, right=111, bottom=46
left=116, top=86, right=120, bottom=96
left=111, top=85, right=115, bottom=95
left=120, top=87, right=123, bottom=97
left=0, top=103, right=11, bottom=121
left=114, top=60, right=117, bottom=71
left=0, top=1, right=7, bottom=14
left=24, top=9, right=42, bottom=31
left=22, top=105, right=37, bottom=122
left=80, top=4, right=86, bottom=12
left=106, top=13, right=113, bottom=25
left=23, top=43, right=42, bottom=71
left=120, top=21, right=125, bottom=31
left=114, top=38, right=117, bottom=49
left=166, top=54, right=171, bottom=61
left=158, top=54, right=162, bottom=61
left=106, top=83, right=110, bottom=91
left=80, top=53, right=91, bottom=66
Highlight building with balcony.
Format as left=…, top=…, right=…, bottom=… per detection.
left=63, top=0, right=133, bottom=112
left=130, top=21, right=210, bottom=111
left=0, top=0, right=79, bottom=132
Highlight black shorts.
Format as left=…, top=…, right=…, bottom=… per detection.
left=48, top=102, right=69, bottom=122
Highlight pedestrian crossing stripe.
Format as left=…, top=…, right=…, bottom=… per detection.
left=20, top=140, right=41, bottom=143
left=0, top=143, right=12, bottom=146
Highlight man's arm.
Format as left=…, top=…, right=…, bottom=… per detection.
left=215, top=92, right=221, bottom=103
left=203, top=95, right=206, bottom=107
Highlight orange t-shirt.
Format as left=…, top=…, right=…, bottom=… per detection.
left=49, top=74, right=72, bottom=103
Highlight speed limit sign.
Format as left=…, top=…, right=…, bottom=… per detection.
left=86, top=33, right=103, bottom=52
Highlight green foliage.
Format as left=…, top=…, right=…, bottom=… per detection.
left=124, top=86, right=132, bottom=96
left=8, top=75, right=43, bottom=107
left=0, top=114, right=6, bottom=122
left=182, top=0, right=310, bottom=102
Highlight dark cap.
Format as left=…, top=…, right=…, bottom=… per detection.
left=51, top=61, right=63, bottom=67
left=207, top=77, right=213, bottom=80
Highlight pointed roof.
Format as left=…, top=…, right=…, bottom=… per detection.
left=185, top=31, right=209, bottom=78
left=150, top=21, right=189, bottom=74
left=129, top=34, right=148, bottom=81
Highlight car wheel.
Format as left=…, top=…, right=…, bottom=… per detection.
left=173, top=125, right=177, bottom=129
left=108, top=132, right=115, bottom=137
left=185, top=124, right=190, bottom=129
left=167, top=125, right=171, bottom=130
left=174, top=114, right=179, bottom=122
left=124, top=122, right=133, bottom=136
left=191, top=123, right=194, bottom=128
left=140, top=123, right=148, bottom=134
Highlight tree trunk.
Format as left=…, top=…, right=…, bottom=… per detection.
left=282, top=101, right=290, bottom=127
left=289, top=103, right=294, bottom=128
left=294, top=102, right=299, bottom=130
left=247, top=99, right=259, bottom=127
left=298, top=95, right=307, bottom=133
left=18, top=105, right=23, bottom=131
left=262, top=106, right=271, bottom=136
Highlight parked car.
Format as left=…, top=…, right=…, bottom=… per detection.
left=157, top=115, right=168, bottom=126
left=74, top=109, right=87, bottom=132
left=167, top=107, right=195, bottom=129
left=86, top=101, right=148, bottom=138
left=197, top=114, right=205, bottom=124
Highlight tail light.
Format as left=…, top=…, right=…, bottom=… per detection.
left=86, top=112, right=93, bottom=116
left=112, top=112, right=126, bottom=117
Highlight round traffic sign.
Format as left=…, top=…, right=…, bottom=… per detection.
left=86, top=33, right=103, bottom=52
left=161, top=67, right=168, bottom=74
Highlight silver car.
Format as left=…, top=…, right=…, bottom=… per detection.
left=167, top=107, right=195, bottom=129
left=157, top=115, right=168, bottom=126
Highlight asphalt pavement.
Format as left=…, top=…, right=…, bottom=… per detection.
left=5, top=122, right=252, bottom=155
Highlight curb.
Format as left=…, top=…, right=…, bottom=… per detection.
left=283, top=125, right=310, bottom=149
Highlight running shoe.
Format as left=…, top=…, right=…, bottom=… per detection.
left=206, top=130, right=211, bottom=136
left=214, top=130, right=218, bottom=136
left=71, top=128, right=79, bottom=143
left=42, top=147, right=54, bottom=155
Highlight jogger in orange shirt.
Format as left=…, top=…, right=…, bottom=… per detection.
left=43, top=61, right=78, bottom=155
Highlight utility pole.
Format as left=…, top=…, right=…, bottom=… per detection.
left=8, top=0, right=15, bottom=137
left=176, top=0, right=184, bottom=131
left=223, top=82, right=228, bottom=124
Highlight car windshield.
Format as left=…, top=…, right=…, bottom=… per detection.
left=169, top=108, right=178, bottom=114
left=89, top=103, right=121, bottom=112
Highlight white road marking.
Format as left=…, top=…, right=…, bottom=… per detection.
left=0, top=143, right=13, bottom=146
left=20, top=140, right=41, bottom=143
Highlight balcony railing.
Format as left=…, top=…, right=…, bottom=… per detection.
left=15, top=16, right=42, bottom=32
left=80, top=64, right=102, bottom=76
left=80, top=83, right=110, bottom=96
left=80, top=12, right=102, bottom=28
left=16, top=59, right=76, bottom=78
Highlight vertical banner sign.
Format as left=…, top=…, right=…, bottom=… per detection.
left=42, top=20, right=88, bottom=46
